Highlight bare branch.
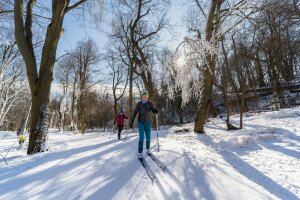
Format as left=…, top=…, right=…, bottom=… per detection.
left=65, top=0, right=87, bottom=13
left=0, top=10, right=14, bottom=14
left=14, top=0, right=38, bottom=88
left=194, top=0, right=207, bottom=18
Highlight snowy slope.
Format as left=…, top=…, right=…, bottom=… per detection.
left=0, top=108, right=300, bottom=200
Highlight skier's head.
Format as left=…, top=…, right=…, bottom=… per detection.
left=120, top=109, right=124, bottom=114
left=141, top=91, right=149, bottom=102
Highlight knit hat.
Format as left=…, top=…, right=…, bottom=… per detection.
left=141, top=91, right=149, bottom=97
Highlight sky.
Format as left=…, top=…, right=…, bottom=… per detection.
left=57, top=1, right=188, bottom=58
left=53, top=1, right=189, bottom=93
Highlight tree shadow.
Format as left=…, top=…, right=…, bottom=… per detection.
left=1, top=155, right=21, bottom=163
left=70, top=151, right=139, bottom=200
left=148, top=149, right=214, bottom=200
left=0, top=138, right=141, bottom=200
left=205, top=122, right=227, bottom=131
left=263, top=142, right=300, bottom=159
left=206, top=120, right=300, bottom=160
left=198, top=135, right=299, bottom=200
left=181, top=150, right=216, bottom=200
left=0, top=138, right=122, bottom=186
left=240, top=124, right=300, bottom=159
left=146, top=162, right=170, bottom=200
left=128, top=172, right=147, bottom=200
left=244, top=124, right=300, bottom=143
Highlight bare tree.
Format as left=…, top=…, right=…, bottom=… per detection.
left=14, top=0, right=88, bottom=154
left=160, top=48, right=185, bottom=124
left=105, top=48, right=128, bottom=115
left=252, top=0, right=300, bottom=109
left=5, top=87, right=31, bottom=131
left=112, top=0, right=169, bottom=127
left=97, top=88, right=114, bottom=131
left=72, top=38, right=100, bottom=134
left=0, top=36, right=28, bottom=128
left=171, top=0, right=266, bottom=133
left=56, top=54, right=73, bottom=131
left=56, top=53, right=79, bottom=131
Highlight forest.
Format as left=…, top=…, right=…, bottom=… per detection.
left=0, top=0, right=299, bottom=153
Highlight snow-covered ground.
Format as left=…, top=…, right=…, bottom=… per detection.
left=0, top=108, right=300, bottom=200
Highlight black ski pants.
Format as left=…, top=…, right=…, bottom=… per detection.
left=117, top=125, right=124, bottom=140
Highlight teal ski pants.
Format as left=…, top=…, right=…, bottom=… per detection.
left=138, top=121, right=151, bottom=153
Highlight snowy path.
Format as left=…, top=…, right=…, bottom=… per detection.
left=0, top=108, right=300, bottom=200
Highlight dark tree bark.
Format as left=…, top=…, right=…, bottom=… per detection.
left=128, top=65, right=134, bottom=122
left=14, top=0, right=87, bottom=154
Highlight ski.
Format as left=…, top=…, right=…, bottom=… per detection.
left=138, top=157, right=156, bottom=182
left=147, top=153, right=167, bottom=171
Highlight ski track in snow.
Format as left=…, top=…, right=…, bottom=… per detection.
left=0, top=108, right=300, bottom=200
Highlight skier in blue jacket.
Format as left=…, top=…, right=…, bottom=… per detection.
left=130, top=91, right=158, bottom=158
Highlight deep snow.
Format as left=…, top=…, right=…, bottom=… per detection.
left=0, top=108, right=299, bottom=200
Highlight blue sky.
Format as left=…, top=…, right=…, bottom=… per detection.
left=57, top=1, right=187, bottom=57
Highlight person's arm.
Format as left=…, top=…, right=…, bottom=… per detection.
left=130, top=104, right=139, bottom=127
left=131, top=105, right=139, bottom=122
left=124, top=115, right=128, bottom=119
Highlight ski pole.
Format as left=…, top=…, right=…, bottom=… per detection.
left=0, top=154, right=8, bottom=165
left=157, top=131, right=160, bottom=152
left=123, top=130, right=129, bottom=142
left=109, top=125, right=115, bottom=139
left=0, top=139, right=18, bottom=166
left=156, top=114, right=160, bottom=152
left=124, top=124, right=134, bottom=142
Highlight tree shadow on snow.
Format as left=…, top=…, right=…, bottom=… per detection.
left=242, top=124, right=300, bottom=160
left=245, top=123, right=300, bottom=143
left=197, top=135, right=299, bottom=200
left=40, top=140, right=138, bottom=200
left=262, top=143, right=300, bottom=160
left=159, top=149, right=215, bottom=199
left=181, top=150, right=216, bottom=200
left=0, top=139, right=136, bottom=199
left=70, top=151, right=139, bottom=200
left=205, top=122, right=227, bottom=131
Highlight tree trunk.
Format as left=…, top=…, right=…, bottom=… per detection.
left=254, top=52, right=266, bottom=88
left=141, top=72, right=158, bottom=129
left=114, top=99, right=118, bottom=115
left=239, top=96, right=244, bottom=128
left=194, top=0, right=222, bottom=133
left=78, top=89, right=86, bottom=134
left=113, top=84, right=118, bottom=115
left=70, top=81, right=77, bottom=131
left=226, top=97, right=230, bottom=122
left=14, top=0, right=87, bottom=154
left=207, top=99, right=218, bottom=118
left=128, top=65, right=133, bottom=121
left=27, top=80, right=51, bottom=154
left=59, top=107, right=62, bottom=131
left=179, top=108, right=184, bottom=124
left=194, top=64, right=215, bottom=133
left=220, top=38, right=231, bottom=123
